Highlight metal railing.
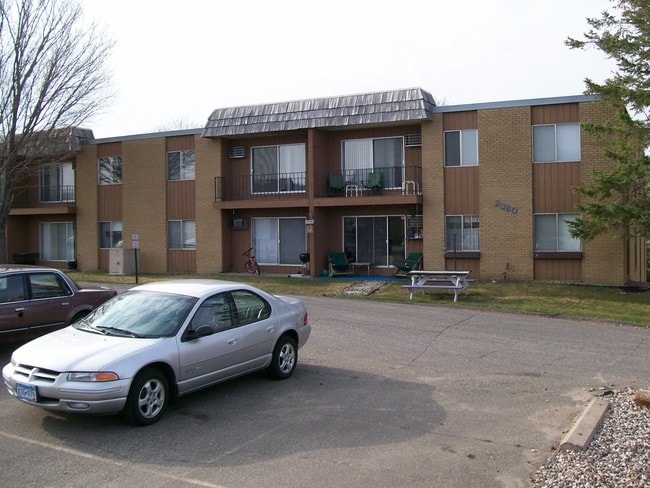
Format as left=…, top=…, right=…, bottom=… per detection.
left=10, top=185, right=76, bottom=208
left=214, top=166, right=422, bottom=201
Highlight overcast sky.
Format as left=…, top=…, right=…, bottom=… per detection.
left=80, top=0, right=615, bottom=139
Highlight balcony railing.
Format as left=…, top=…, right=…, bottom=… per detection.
left=10, top=185, right=76, bottom=208
left=215, top=166, right=422, bottom=201
left=318, top=166, right=422, bottom=198
left=215, top=172, right=307, bottom=201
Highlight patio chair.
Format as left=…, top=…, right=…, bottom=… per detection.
left=327, top=252, right=353, bottom=277
left=327, top=173, right=344, bottom=196
left=394, top=252, right=423, bottom=276
left=364, top=172, right=383, bottom=194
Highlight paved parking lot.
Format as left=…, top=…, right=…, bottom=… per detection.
left=1, top=294, right=649, bottom=487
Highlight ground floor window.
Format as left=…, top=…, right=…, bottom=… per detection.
left=168, top=220, right=196, bottom=249
left=534, top=213, right=581, bottom=251
left=445, top=215, right=479, bottom=251
left=252, top=217, right=306, bottom=265
left=99, top=221, right=123, bottom=249
left=343, top=215, right=404, bottom=266
left=40, top=222, right=74, bottom=261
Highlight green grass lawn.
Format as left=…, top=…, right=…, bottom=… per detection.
left=68, top=271, right=650, bottom=327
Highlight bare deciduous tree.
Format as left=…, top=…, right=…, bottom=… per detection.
left=0, top=0, right=114, bottom=261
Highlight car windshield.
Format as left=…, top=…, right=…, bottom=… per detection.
left=74, top=290, right=197, bottom=338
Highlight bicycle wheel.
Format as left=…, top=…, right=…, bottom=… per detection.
left=245, top=261, right=260, bottom=274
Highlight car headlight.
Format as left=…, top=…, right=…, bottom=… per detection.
left=67, top=372, right=119, bottom=382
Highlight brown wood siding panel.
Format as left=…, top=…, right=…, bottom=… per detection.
left=443, top=111, right=478, bottom=130
left=533, top=162, right=580, bottom=212
left=444, top=258, right=480, bottom=280
left=444, top=167, right=479, bottom=214
left=531, top=103, right=579, bottom=125
left=97, top=185, right=122, bottom=220
left=534, top=259, right=581, bottom=281
left=168, top=250, right=196, bottom=273
left=166, top=135, right=195, bottom=152
left=167, top=180, right=195, bottom=219
left=97, top=142, right=121, bottom=158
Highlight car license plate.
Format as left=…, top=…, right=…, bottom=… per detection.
left=16, top=383, right=37, bottom=402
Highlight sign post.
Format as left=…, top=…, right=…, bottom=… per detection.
left=132, top=234, right=140, bottom=284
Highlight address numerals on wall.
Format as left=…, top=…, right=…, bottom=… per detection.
left=495, top=199, right=518, bottom=215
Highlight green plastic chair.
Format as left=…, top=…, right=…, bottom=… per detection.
left=328, top=174, right=344, bottom=195
left=327, top=252, right=353, bottom=277
left=394, top=252, right=423, bottom=276
left=364, top=172, right=383, bottom=193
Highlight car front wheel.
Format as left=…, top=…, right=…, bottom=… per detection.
left=268, top=336, right=297, bottom=379
left=123, top=368, right=169, bottom=426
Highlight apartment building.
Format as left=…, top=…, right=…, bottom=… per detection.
left=7, top=88, right=647, bottom=284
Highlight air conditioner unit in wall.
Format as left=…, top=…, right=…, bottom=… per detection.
left=404, top=134, right=422, bottom=147
left=228, top=146, right=245, bottom=158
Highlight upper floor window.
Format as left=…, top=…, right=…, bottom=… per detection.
left=40, top=162, right=74, bottom=202
left=99, top=221, right=123, bottom=249
left=168, top=220, right=196, bottom=250
left=534, top=213, right=581, bottom=251
left=445, top=215, right=479, bottom=251
left=342, top=137, right=404, bottom=188
left=98, top=156, right=122, bottom=184
left=251, top=143, right=306, bottom=193
left=444, top=130, right=478, bottom=167
left=533, top=123, right=580, bottom=162
left=167, top=150, right=195, bottom=181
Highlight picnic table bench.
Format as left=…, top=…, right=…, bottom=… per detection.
left=402, top=270, right=472, bottom=302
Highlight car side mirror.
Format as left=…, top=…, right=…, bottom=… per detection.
left=185, top=324, right=214, bottom=340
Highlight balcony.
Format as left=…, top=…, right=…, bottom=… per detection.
left=214, top=166, right=422, bottom=204
left=317, top=166, right=422, bottom=198
left=9, top=185, right=77, bottom=215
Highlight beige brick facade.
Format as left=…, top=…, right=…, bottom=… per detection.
left=8, top=91, right=646, bottom=285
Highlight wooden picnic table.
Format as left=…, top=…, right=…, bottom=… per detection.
left=403, top=270, right=472, bottom=302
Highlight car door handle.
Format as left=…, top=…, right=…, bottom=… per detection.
left=227, top=337, right=238, bottom=345
left=266, top=326, right=275, bottom=333
left=14, top=307, right=25, bottom=312
left=61, top=302, right=69, bottom=306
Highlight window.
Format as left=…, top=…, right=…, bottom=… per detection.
left=99, top=221, right=123, bottom=249
left=445, top=215, right=479, bottom=251
left=251, top=144, right=306, bottom=193
left=533, top=123, right=580, bottom=162
left=40, top=222, right=74, bottom=261
left=168, top=220, right=196, bottom=250
left=190, top=293, right=233, bottom=332
left=0, top=275, right=25, bottom=303
left=343, top=216, right=404, bottom=266
left=28, top=272, right=69, bottom=299
left=252, top=218, right=305, bottom=265
left=231, top=290, right=271, bottom=325
left=534, top=214, right=581, bottom=251
left=444, top=130, right=478, bottom=167
left=98, top=156, right=122, bottom=184
left=40, top=163, right=74, bottom=202
left=167, top=150, right=195, bottom=181
left=342, top=137, right=404, bottom=188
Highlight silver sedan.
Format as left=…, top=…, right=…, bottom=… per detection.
left=3, top=280, right=311, bottom=425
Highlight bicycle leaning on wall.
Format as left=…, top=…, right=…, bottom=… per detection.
left=243, top=247, right=260, bottom=275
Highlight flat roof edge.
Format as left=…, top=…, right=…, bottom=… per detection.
left=87, top=127, right=203, bottom=144
left=433, top=94, right=602, bottom=113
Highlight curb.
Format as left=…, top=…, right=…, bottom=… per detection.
left=559, top=397, right=610, bottom=451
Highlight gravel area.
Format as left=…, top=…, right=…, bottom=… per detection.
left=531, top=387, right=650, bottom=487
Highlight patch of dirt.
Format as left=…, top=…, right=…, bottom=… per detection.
left=341, top=281, right=387, bottom=296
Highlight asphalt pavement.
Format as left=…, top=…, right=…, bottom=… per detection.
left=1, top=288, right=648, bottom=487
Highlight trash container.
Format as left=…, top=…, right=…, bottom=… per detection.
left=13, top=252, right=39, bottom=265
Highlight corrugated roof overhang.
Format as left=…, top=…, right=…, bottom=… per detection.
left=202, top=88, right=436, bottom=137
